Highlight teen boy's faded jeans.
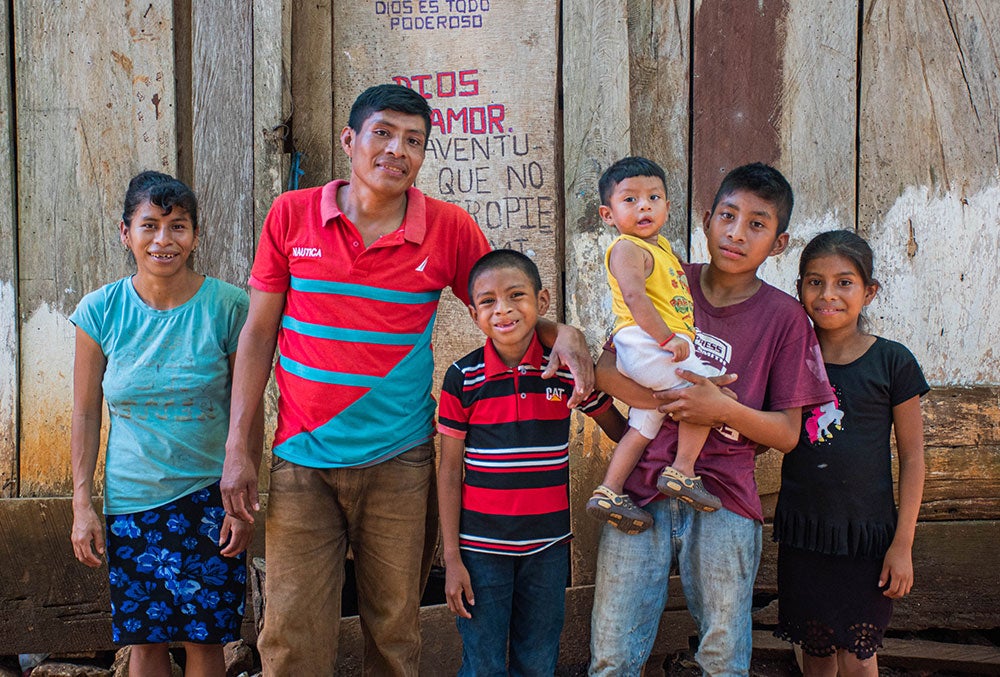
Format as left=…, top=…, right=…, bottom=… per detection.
left=588, top=499, right=762, bottom=677
left=257, top=443, right=436, bottom=677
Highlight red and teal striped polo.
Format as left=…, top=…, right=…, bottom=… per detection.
left=250, top=180, right=490, bottom=468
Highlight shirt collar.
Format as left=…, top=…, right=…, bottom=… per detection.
left=319, top=180, right=427, bottom=244
left=483, top=331, right=544, bottom=378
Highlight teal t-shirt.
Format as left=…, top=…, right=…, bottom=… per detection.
left=70, top=275, right=249, bottom=514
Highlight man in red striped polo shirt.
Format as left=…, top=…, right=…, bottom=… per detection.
left=220, top=85, right=594, bottom=676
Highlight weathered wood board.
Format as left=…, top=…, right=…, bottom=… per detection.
left=253, top=0, right=292, bottom=244
left=753, top=631, right=1000, bottom=675
left=14, top=1, right=177, bottom=496
left=627, top=0, right=691, bottom=256
left=332, top=2, right=562, bottom=388
left=756, top=386, right=1000, bottom=522
left=0, top=497, right=267, bottom=654
left=191, top=2, right=255, bottom=286
left=689, top=0, right=858, bottom=296
left=0, top=0, right=17, bottom=498
left=0, top=498, right=111, bottom=654
left=756, top=520, right=1000, bottom=631
left=858, top=0, right=1000, bottom=385
left=290, top=0, right=334, bottom=188
left=563, top=0, right=631, bottom=351
left=3, top=498, right=997, bottom=656
left=561, top=0, right=632, bottom=585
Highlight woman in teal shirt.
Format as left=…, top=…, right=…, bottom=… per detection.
left=70, top=171, right=262, bottom=677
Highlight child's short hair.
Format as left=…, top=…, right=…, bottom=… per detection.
left=711, top=162, right=794, bottom=234
left=468, top=249, right=543, bottom=299
left=598, top=156, right=667, bottom=206
left=122, top=171, right=199, bottom=230
left=348, top=83, right=432, bottom=138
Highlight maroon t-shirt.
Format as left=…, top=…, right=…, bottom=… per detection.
left=623, top=263, right=832, bottom=522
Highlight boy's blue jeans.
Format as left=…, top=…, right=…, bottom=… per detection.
left=456, top=542, right=569, bottom=676
left=589, top=499, right=762, bottom=677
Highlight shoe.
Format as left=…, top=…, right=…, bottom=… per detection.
left=586, top=485, right=653, bottom=535
left=656, top=467, right=722, bottom=512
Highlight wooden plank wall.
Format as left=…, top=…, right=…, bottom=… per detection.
left=330, top=1, right=562, bottom=403
left=859, top=0, right=1000, bottom=385
left=563, top=0, right=1000, bottom=589
left=6, top=2, right=284, bottom=498
left=0, top=0, right=16, bottom=498
left=0, top=0, right=998, bottom=658
left=13, top=1, right=177, bottom=497
left=191, top=2, right=255, bottom=285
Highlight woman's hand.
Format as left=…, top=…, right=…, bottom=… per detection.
left=71, top=503, right=105, bottom=568
left=219, top=514, right=255, bottom=558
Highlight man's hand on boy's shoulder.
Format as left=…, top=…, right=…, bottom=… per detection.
left=655, top=370, right=739, bottom=426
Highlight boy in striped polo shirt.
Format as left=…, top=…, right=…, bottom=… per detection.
left=437, top=250, right=626, bottom=675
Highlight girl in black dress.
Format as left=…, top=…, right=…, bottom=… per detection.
left=773, top=230, right=927, bottom=676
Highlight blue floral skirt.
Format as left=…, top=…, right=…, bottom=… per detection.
left=105, top=482, right=246, bottom=645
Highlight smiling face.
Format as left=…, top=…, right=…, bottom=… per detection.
left=468, top=266, right=550, bottom=367
left=120, top=200, right=198, bottom=279
left=702, top=188, right=788, bottom=275
left=799, top=254, right=878, bottom=334
left=599, top=175, right=670, bottom=245
left=340, top=108, right=427, bottom=200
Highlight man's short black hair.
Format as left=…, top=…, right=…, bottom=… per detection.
left=467, top=249, right=543, bottom=300
left=711, top=162, right=794, bottom=234
left=598, top=156, right=667, bottom=206
left=348, top=84, right=432, bottom=138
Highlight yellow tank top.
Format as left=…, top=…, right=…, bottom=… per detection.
left=605, top=234, right=696, bottom=338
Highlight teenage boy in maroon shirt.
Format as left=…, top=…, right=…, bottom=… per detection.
left=589, top=163, right=832, bottom=677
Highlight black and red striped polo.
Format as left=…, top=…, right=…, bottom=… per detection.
left=438, top=332, right=611, bottom=556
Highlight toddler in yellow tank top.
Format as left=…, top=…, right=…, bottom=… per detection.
left=586, top=157, right=721, bottom=534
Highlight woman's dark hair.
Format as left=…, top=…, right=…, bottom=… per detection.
left=121, top=171, right=199, bottom=230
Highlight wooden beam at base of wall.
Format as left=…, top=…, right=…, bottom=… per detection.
left=3, top=500, right=996, bottom=658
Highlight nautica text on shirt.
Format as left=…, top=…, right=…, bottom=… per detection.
left=292, top=247, right=322, bottom=258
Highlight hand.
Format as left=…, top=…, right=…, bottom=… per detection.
left=662, top=335, right=689, bottom=362
left=219, top=514, right=255, bottom=558
left=444, top=560, right=475, bottom=619
left=71, top=503, right=105, bottom=568
left=879, top=541, right=914, bottom=598
left=542, top=324, right=594, bottom=408
left=655, top=371, right=739, bottom=426
left=221, top=443, right=260, bottom=524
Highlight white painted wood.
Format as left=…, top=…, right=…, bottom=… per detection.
left=14, top=1, right=176, bottom=495
left=192, top=1, right=255, bottom=286
left=859, top=0, right=1000, bottom=385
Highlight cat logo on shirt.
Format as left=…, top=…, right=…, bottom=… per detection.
left=546, top=387, right=565, bottom=402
